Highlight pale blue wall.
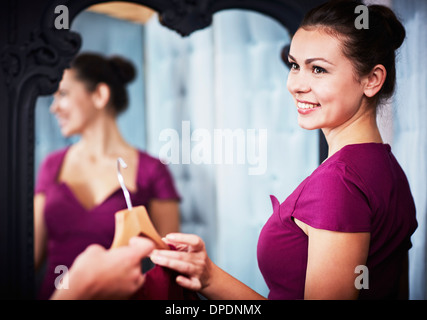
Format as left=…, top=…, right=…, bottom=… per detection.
left=392, top=0, right=427, bottom=300
left=35, top=11, right=145, bottom=174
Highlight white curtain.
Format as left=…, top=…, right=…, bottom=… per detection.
left=145, top=10, right=318, bottom=296
left=392, top=0, right=427, bottom=300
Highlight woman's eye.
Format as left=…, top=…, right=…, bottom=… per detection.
left=290, top=62, right=299, bottom=70
left=313, top=66, right=326, bottom=74
left=57, top=90, right=67, bottom=97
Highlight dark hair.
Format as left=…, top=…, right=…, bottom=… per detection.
left=70, top=53, right=136, bottom=115
left=299, top=0, right=405, bottom=105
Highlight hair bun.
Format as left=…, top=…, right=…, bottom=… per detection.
left=108, top=56, right=136, bottom=85
left=369, top=5, right=406, bottom=50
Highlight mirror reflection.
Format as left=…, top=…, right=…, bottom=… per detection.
left=34, top=2, right=318, bottom=299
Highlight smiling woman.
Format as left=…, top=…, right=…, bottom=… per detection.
left=34, top=53, right=182, bottom=300
left=263, top=1, right=417, bottom=300
left=287, top=28, right=374, bottom=134
left=149, top=0, right=418, bottom=300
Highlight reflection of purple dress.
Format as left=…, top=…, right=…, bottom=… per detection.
left=35, top=147, right=180, bottom=299
left=257, top=143, right=418, bottom=300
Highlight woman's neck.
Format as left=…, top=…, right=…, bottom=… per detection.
left=76, top=113, right=131, bottom=159
left=322, top=109, right=383, bottom=159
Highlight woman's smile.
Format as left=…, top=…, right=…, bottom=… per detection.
left=287, top=28, right=368, bottom=131
left=296, top=100, right=321, bottom=114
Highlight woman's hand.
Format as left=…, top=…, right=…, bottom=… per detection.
left=150, top=233, right=266, bottom=300
left=150, top=233, right=213, bottom=292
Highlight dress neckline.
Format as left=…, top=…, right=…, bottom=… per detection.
left=55, top=146, right=142, bottom=213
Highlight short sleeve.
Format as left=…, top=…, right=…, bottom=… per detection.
left=34, top=153, right=58, bottom=194
left=35, top=157, right=50, bottom=194
left=149, top=159, right=181, bottom=201
left=292, top=162, right=372, bottom=232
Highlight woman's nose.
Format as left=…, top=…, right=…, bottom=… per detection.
left=50, top=98, right=59, bottom=114
left=287, top=72, right=310, bottom=95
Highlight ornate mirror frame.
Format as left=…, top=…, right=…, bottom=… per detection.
left=0, top=0, right=326, bottom=298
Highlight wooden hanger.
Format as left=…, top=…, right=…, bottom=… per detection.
left=110, top=205, right=168, bottom=249
left=110, top=158, right=169, bottom=250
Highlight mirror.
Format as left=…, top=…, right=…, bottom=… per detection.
left=2, top=0, right=425, bottom=301
left=1, top=0, right=331, bottom=299
left=34, top=2, right=320, bottom=299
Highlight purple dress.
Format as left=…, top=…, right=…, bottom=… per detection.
left=35, top=147, right=181, bottom=299
left=257, top=143, right=417, bottom=299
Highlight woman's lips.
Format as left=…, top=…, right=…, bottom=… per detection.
left=56, top=117, right=68, bottom=128
left=296, top=101, right=321, bottom=115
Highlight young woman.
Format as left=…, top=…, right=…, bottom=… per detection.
left=149, top=1, right=418, bottom=300
left=34, top=53, right=181, bottom=299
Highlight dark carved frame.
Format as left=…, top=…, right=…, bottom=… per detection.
left=0, top=0, right=327, bottom=299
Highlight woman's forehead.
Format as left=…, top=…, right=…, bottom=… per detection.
left=289, top=27, right=345, bottom=62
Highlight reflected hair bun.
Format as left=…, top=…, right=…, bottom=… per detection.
left=108, top=56, right=136, bottom=85
left=70, top=52, right=137, bottom=115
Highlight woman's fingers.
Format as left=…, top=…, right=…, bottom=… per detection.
left=164, top=233, right=205, bottom=252
left=151, top=233, right=211, bottom=291
left=162, top=237, right=188, bottom=251
left=151, top=248, right=197, bottom=259
left=176, top=275, right=202, bottom=291
left=150, top=250, right=202, bottom=274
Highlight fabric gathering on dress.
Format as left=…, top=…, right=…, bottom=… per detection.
left=257, top=143, right=418, bottom=300
left=35, top=147, right=185, bottom=300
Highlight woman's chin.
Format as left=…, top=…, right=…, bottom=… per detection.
left=60, top=127, right=75, bottom=138
left=297, top=119, right=320, bottom=131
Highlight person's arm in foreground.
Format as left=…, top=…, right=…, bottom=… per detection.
left=51, top=237, right=154, bottom=300
left=150, top=233, right=266, bottom=300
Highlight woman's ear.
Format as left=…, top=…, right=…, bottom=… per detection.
left=91, top=83, right=111, bottom=110
left=363, top=64, right=387, bottom=98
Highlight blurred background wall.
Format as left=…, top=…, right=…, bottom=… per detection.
left=391, top=0, right=427, bottom=301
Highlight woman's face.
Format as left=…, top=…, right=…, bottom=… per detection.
left=286, top=27, right=368, bottom=132
left=50, top=69, right=99, bottom=137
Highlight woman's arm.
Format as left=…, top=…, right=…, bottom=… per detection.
left=34, top=193, right=48, bottom=271
left=150, top=233, right=266, bottom=300
left=149, top=200, right=180, bottom=237
left=295, top=218, right=370, bottom=300
left=151, top=225, right=369, bottom=300
left=200, top=262, right=266, bottom=300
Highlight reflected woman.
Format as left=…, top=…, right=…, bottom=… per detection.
left=34, top=53, right=181, bottom=299
left=149, top=1, right=417, bottom=300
